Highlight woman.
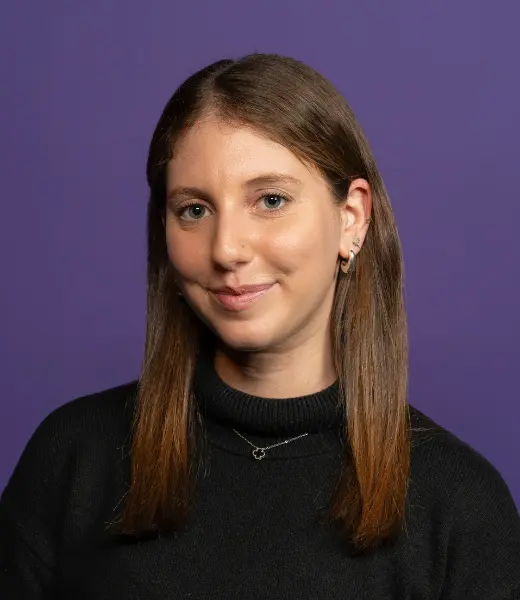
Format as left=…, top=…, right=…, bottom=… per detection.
left=1, top=53, right=519, bottom=599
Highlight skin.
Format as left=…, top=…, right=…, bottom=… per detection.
left=164, top=116, right=372, bottom=398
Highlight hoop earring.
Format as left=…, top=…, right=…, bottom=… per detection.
left=340, top=249, right=356, bottom=274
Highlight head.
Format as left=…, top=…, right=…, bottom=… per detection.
left=163, top=116, right=371, bottom=356
left=121, top=54, right=408, bottom=552
left=146, top=54, right=393, bottom=360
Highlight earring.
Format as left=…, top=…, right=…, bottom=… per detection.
left=340, top=249, right=356, bottom=274
left=174, top=279, right=184, bottom=298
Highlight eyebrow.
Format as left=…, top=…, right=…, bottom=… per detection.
left=166, top=173, right=303, bottom=202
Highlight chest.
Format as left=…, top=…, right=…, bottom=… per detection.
left=57, top=516, right=442, bottom=600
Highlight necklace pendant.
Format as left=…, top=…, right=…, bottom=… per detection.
left=252, top=448, right=266, bottom=460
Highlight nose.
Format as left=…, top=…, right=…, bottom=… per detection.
left=210, top=211, right=253, bottom=270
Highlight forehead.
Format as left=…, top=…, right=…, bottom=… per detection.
left=167, top=117, right=314, bottom=186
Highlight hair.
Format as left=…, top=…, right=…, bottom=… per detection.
left=111, top=53, right=411, bottom=554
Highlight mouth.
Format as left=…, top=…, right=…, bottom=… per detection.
left=209, top=283, right=275, bottom=312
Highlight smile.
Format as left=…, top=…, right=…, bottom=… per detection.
left=210, top=284, right=274, bottom=312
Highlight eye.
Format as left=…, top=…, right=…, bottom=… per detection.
left=178, top=203, right=208, bottom=221
left=259, top=193, right=289, bottom=211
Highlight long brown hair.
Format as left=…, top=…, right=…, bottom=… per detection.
left=113, top=53, right=411, bottom=554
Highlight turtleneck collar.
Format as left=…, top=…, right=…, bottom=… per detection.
left=193, top=350, right=347, bottom=460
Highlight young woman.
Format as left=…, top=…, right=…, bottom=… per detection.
left=1, top=53, right=519, bottom=599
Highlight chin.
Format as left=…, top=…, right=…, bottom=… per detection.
left=209, top=321, right=277, bottom=353
left=188, top=297, right=285, bottom=353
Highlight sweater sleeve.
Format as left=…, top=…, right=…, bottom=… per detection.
left=0, top=410, right=69, bottom=599
left=440, top=449, right=520, bottom=600
left=0, top=506, right=57, bottom=599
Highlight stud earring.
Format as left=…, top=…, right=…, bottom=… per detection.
left=173, top=279, right=184, bottom=299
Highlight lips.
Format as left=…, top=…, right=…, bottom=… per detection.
left=209, top=283, right=274, bottom=312
left=210, top=284, right=274, bottom=295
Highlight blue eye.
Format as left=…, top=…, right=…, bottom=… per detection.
left=260, top=193, right=288, bottom=210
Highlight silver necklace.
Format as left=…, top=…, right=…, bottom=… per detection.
left=232, top=428, right=309, bottom=460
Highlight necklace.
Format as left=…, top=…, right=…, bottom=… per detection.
left=232, top=428, right=309, bottom=460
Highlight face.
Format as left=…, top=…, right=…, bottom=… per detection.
left=164, top=116, right=363, bottom=353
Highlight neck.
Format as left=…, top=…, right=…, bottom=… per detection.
left=214, top=330, right=337, bottom=399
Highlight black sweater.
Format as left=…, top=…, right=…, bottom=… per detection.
left=1, top=355, right=520, bottom=599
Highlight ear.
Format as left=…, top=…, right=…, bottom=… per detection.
left=338, top=178, right=373, bottom=260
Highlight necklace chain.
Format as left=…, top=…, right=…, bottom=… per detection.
left=232, top=428, right=309, bottom=460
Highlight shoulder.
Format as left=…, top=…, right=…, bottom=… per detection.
left=4, top=379, right=139, bottom=474
left=27, top=379, right=138, bottom=449
left=407, top=403, right=518, bottom=515
left=1, top=380, right=138, bottom=510
left=407, top=405, right=520, bottom=594
left=11, top=378, right=138, bottom=448
left=0, top=381, right=139, bottom=574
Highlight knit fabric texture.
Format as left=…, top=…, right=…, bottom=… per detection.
left=1, top=354, right=520, bottom=599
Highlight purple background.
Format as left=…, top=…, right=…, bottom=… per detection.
left=1, top=1, right=519, bottom=505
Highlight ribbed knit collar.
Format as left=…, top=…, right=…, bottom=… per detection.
left=193, top=351, right=346, bottom=459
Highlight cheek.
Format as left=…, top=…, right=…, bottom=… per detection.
left=268, top=216, right=338, bottom=275
left=165, top=227, right=206, bottom=278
